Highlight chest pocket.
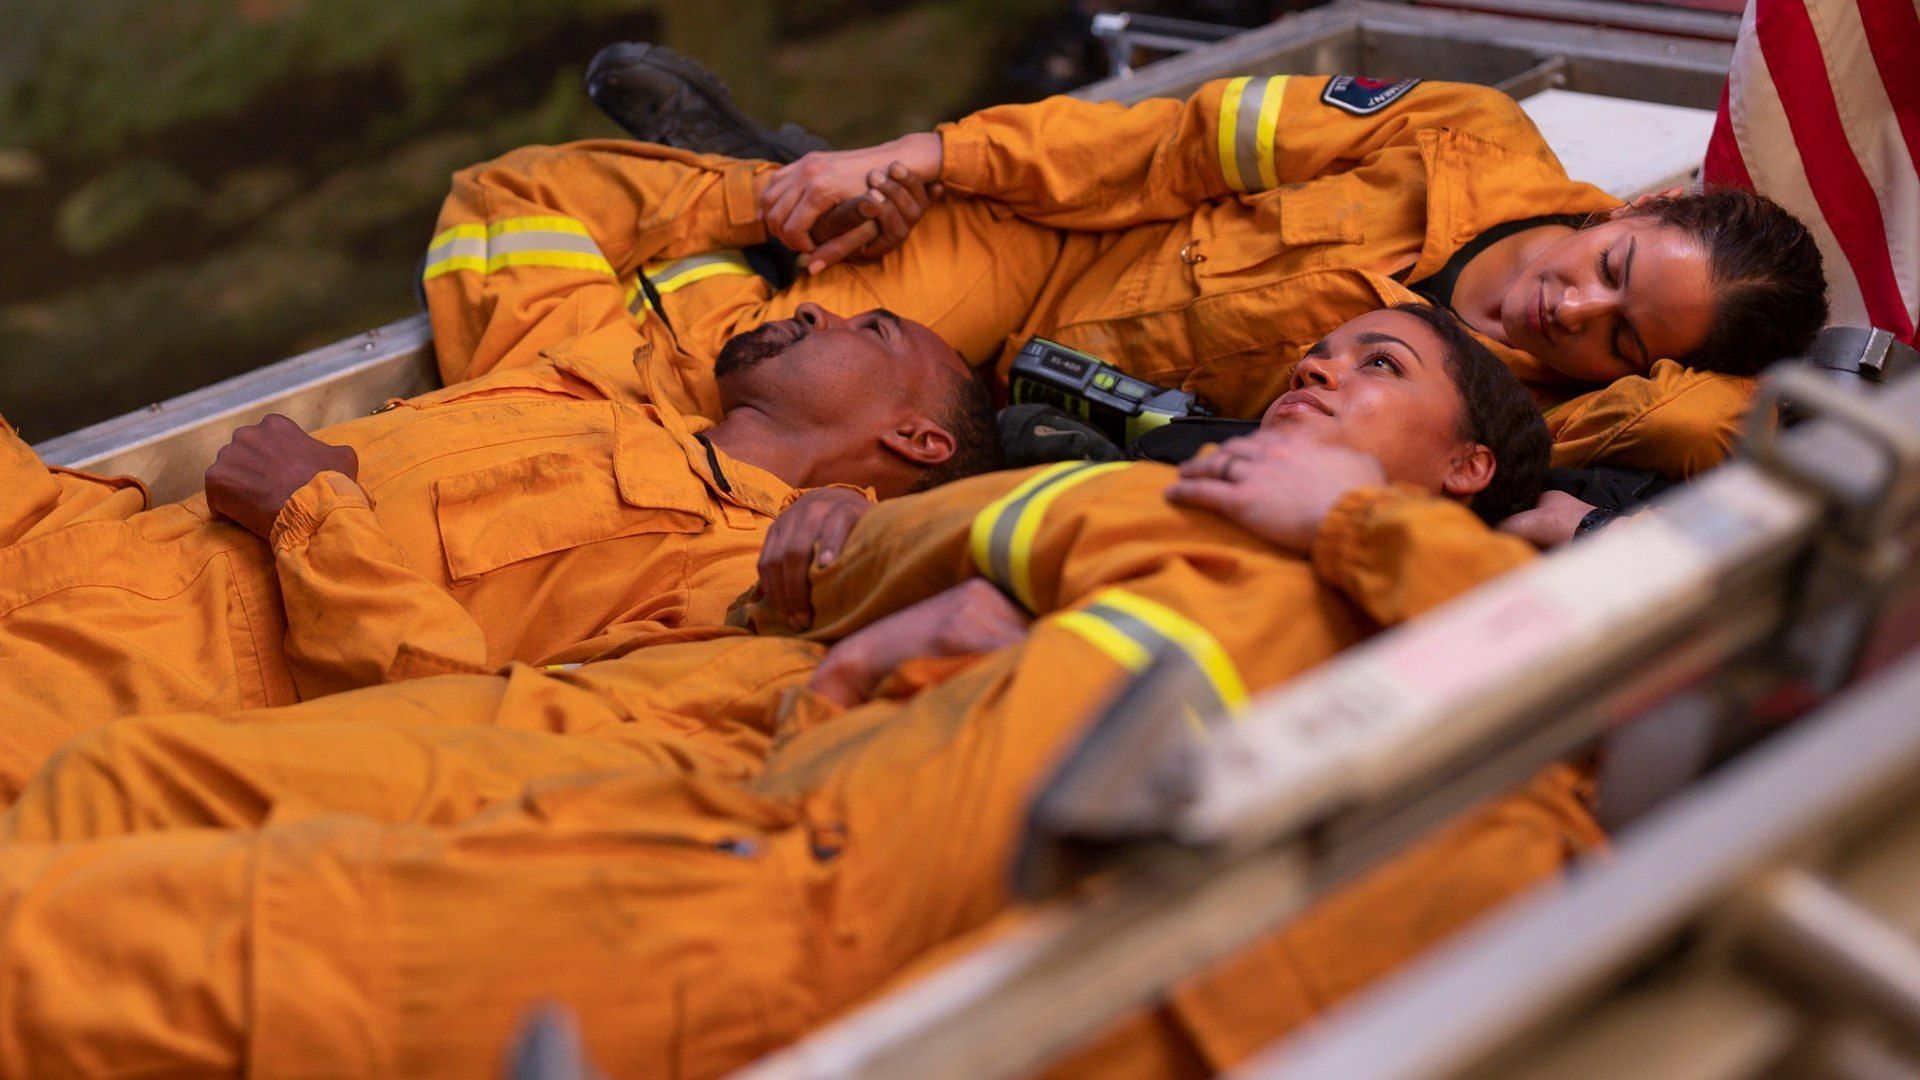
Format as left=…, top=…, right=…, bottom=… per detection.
left=1195, top=174, right=1367, bottom=279
left=432, top=413, right=712, bottom=583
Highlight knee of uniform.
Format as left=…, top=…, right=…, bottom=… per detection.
left=4, top=720, right=165, bottom=842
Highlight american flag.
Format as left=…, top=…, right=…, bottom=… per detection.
left=1704, top=0, right=1920, bottom=345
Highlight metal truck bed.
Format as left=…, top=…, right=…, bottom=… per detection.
left=32, top=0, right=1734, bottom=503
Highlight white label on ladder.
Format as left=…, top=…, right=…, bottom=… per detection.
left=1181, top=467, right=1812, bottom=845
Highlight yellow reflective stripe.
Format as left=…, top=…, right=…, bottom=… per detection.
left=1094, top=589, right=1247, bottom=711
left=1216, top=76, right=1251, bottom=192
left=644, top=251, right=755, bottom=293
left=485, top=249, right=614, bottom=274
left=422, top=254, right=487, bottom=280
left=428, top=223, right=486, bottom=248
left=487, top=216, right=591, bottom=238
left=1056, top=609, right=1154, bottom=672
left=1253, top=75, right=1288, bottom=191
left=622, top=277, right=653, bottom=320
left=422, top=216, right=612, bottom=280
left=967, top=461, right=1129, bottom=610
left=543, top=662, right=583, bottom=672
left=969, top=462, right=1087, bottom=585
left=1055, top=587, right=1244, bottom=737
left=422, top=224, right=488, bottom=281
left=1004, top=462, right=1128, bottom=609
left=661, top=260, right=754, bottom=290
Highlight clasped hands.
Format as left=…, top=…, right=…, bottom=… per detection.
left=758, top=132, right=946, bottom=275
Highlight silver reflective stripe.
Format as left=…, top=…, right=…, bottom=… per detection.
left=1083, top=599, right=1229, bottom=716
left=1234, top=75, right=1273, bottom=195
left=486, top=231, right=605, bottom=257
left=648, top=251, right=753, bottom=291
left=425, top=234, right=486, bottom=265
left=982, top=463, right=1106, bottom=592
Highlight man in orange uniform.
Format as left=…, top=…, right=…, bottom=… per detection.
left=561, top=51, right=1827, bottom=481
left=0, top=307, right=1602, bottom=1077
left=0, top=152, right=999, bottom=797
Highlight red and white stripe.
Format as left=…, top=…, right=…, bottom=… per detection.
left=1704, top=0, right=1920, bottom=344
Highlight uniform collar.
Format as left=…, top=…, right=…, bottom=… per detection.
left=637, top=362, right=801, bottom=520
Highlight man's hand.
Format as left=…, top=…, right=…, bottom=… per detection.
left=801, top=164, right=944, bottom=275
left=1165, top=431, right=1387, bottom=553
left=760, top=132, right=943, bottom=254
left=809, top=579, right=1030, bottom=707
left=758, top=487, right=874, bottom=630
left=205, top=414, right=359, bottom=539
left=1498, top=490, right=1599, bottom=549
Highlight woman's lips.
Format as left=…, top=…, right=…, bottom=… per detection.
left=1265, top=389, right=1332, bottom=421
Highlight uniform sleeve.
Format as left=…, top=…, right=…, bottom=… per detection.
left=270, top=472, right=490, bottom=699
left=1545, top=360, right=1754, bottom=479
left=937, top=77, right=1549, bottom=231
left=800, top=461, right=1270, bottom=638
left=1310, top=485, right=1538, bottom=627
left=423, top=140, right=775, bottom=385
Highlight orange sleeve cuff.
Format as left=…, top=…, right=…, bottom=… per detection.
left=937, top=121, right=990, bottom=194
left=270, top=472, right=372, bottom=552
left=1309, top=484, right=1409, bottom=592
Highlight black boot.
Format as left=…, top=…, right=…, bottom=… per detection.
left=584, top=42, right=830, bottom=164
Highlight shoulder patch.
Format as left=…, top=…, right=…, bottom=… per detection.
left=1320, top=76, right=1420, bottom=116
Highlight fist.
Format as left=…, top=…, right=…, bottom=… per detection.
left=757, top=486, right=874, bottom=630
left=205, top=414, right=359, bottom=538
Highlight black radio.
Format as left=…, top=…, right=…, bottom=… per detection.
left=1007, top=337, right=1211, bottom=445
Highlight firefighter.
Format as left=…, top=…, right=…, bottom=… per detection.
left=0, top=307, right=1601, bottom=1078
left=566, top=46, right=1825, bottom=488
left=0, top=156, right=999, bottom=797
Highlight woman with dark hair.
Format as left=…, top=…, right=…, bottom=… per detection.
left=573, top=58, right=1825, bottom=481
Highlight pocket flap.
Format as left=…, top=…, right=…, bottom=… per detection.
left=1196, top=175, right=1366, bottom=278
left=434, top=444, right=707, bottom=582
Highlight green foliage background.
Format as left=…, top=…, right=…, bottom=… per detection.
left=0, top=0, right=1059, bottom=438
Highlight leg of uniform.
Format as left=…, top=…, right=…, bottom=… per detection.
left=3, top=635, right=822, bottom=840
left=0, top=512, right=295, bottom=802
left=0, top=804, right=825, bottom=1079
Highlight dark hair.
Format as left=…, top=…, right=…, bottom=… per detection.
left=912, top=366, right=1004, bottom=492
left=1392, top=303, right=1550, bottom=523
left=1625, top=187, right=1827, bottom=376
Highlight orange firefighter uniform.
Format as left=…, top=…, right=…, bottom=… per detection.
left=0, top=202, right=833, bottom=797
left=0, top=461, right=1601, bottom=1077
left=0, top=417, right=149, bottom=544
left=442, top=78, right=1750, bottom=478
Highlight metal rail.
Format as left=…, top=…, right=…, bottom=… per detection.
left=34, top=314, right=436, bottom=504
left=735, top=365, right=1920, bottom=1079
left=1250, top=647, right=1920, bottom=1080
left=27, top=0, right=1730, bottom=507
left=1073, top=0, right=1733, bottom=109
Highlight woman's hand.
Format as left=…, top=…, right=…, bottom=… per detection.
left=808, top=580, right=1030, bottom=707
left=1498, top=490, right=1599, bottom=549
left=1166, top=431, right=1387, bottom=553
left=800, top=164, right=944, bottom=275
left=757, top=487, right=874, bottom=630
left=760, top=132, right=943, bottom=255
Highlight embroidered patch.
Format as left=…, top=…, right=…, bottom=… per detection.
left=1320, top=76, right=1420, bottom=115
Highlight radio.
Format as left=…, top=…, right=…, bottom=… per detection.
left=1007, top=337, right=1211, bottom=445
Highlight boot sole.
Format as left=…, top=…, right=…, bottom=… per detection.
left=584, top=42, right=788, bottom=157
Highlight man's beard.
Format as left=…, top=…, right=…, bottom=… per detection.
left=715, top=324, right=791, bottom=378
